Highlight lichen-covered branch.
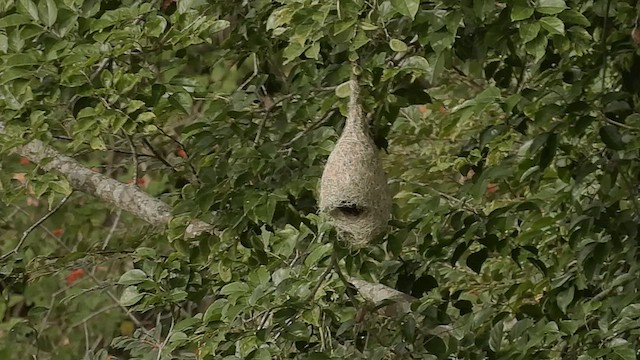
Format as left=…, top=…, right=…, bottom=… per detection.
left=18, top=139, right=174, bottom=227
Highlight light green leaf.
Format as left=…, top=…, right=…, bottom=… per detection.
left=126, top=100, right=145, bottom=114
left=18, top=0, right=39, bottom=21
left=536, top=0, right=566, bottom=15
left=38, top=0, right=57, bottom=26
left=390, top=0, right=419, bottom=20
left=0, top=34, right=7, bottom=53
left=335, top=81, right=351, bottom=98
left=304, top=243, right=333, bottom=267
left=539, top=16, right=564, bottom=35
left=360, top=21, right=378, bottom=30
left=389, top=38, right=408, bottom=52
left=118, top=269, right=148, bottom=285
left=120, top=286, right=143, bottom=306
left=401, top=56, right=429, bottom=72
left=210, top=20, right=231, bottom=33
left=219, top=263, right=232, bottom=283
left=266, top=7, right=294, bottom=30
left=136, top=112, right=156, bottom=122
left=557, top=286, right=574, bottom=313
left=305, top=42, right=320, bottom=60
left=221, top=282, right=250, bottom=296
left=253, top=348, right=271, bottom=360
left=0, top=14, right=32, bottom=28
left=177, top=0, right=193, bottom=13
left=519, top=22, right=540, bottom=43
left=525, top=33, right=548, bottom=60
left=89, top=136, right=107, bottom=150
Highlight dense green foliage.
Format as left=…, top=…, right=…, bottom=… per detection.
left=2, top=0, right=640, bottom=358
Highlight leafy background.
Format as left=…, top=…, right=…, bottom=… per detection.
left=1, top=0, right=640, bottom=359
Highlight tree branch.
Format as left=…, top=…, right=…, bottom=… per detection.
left=3, top=128, right=413, bottom=314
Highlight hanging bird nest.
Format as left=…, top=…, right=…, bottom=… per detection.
left=319, top=66, right=392, bottom=248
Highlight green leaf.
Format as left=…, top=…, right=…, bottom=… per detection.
left=136, top=112, right=156, bottom=122
left=599, top=125, right=624, bottom=150
left=304, top=243, right=333, bottom=267
left=536, top=0, right=566, bottom=15
left=221, top=282, right=250, bottom=296
left=466, top=248, right=488, bottom=274
left=519, top=22, right=540, bottom=43
left=252, top=348, right=271, bottom=360
left=539, top=133, right=557, bottom=169
left=0, top=14, right=32, bottom=28
left=335, top=81, right=351, bottom=98
left=120, top=286, right=143, bottom=306
left=557, top=286, right=574, bottom=313
left=177, top=0, right=193, bottom=13
left=38, top=0, right=57, bottom=27
left=0, top=34, right=8, bottom=54
left=389, top=38, right=408, bottom=52
left=609, top=343, right=636, bottom=360
left=559, top=9, right=590, bottom=26
left=511, top=5, right=534, bottom=21
left=539, top=16, right=564, bottom=35
left=118, top=269, right=148, bottom=285
left=18, top=0, right=39, bottom=21
left=489, top=320, right=504, bottom=352
left=203, top=299, right=226, bottom=323
left=305, top=42, right=320, bottom=59
left=390, top=0, right=419, bottom=20
left=525, top=33, right=548, bottom=60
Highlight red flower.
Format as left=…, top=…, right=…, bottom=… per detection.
left=176, top=148, right=188, bottom=159
left=66, top=268, right=86, bottom=285
left=52, top=228, right=64, bottom=236
left=19, top=157, right=30, bottom=165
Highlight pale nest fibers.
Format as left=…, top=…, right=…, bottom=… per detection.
left=318, top=71, right=392, bottom=247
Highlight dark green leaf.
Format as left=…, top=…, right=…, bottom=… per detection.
left=466, top=248, right=489, bottom=274
left=599, top=125, right=625, bottom=150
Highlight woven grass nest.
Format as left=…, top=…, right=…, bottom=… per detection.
left=319, top=69, right=392, bottom=247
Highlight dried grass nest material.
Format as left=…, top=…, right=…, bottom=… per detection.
left=319, top=72, right=392, bottom=247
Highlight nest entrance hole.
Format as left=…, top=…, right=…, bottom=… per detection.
left=330, top=201, right=367, bottom=218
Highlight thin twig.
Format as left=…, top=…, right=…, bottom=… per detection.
left=237, top=53, right=259, bottom=91
left=123, top=131, right=139, bottom=184
left=254, top=93, right=297, bottom=145
left=89, top=58, right=111, bottom=81
left=281, top=109, right=337, bottom=148
left=331, top=252, right=360, bottom=306
left=155, top=317, right=175, bottom=360
left=604, top=117, right=639, bottom=130
left=1, top=192, right=73, bottom=261
left=141, top=138, right=174, bottom=169
left=102, top=209, right=122, bottom=250
left=70, top=304, right=120, bottom=329
left=306, top=264, right=334, bottom=302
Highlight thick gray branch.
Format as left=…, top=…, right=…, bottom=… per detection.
left=19, top=139, right=174, bottom=227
